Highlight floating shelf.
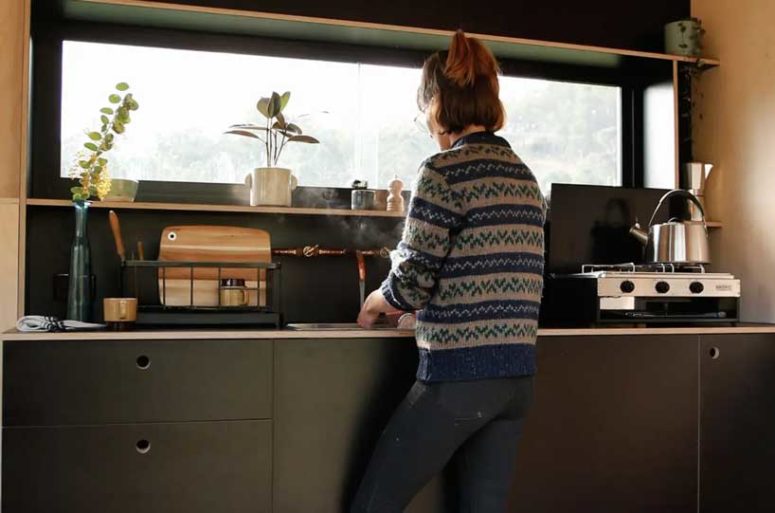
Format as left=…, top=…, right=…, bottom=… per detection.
left=67, top=0, right=720, bottom=69
left=25, top=198, right=407, bottom=218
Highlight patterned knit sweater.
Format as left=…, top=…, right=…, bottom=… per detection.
left=381, top=131, right=546, bottom=382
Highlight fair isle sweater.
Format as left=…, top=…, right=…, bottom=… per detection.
left=381, top=131, right=546, bottom=382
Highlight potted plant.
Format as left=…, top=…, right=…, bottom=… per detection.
left=665, top=17, right=706, bottom=57
left=66, top=82, right=139, bottom=321
left=226, top=91, right=319, bottom=207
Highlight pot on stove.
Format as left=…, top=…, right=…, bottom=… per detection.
left=629, top=189, right=710, bottom=264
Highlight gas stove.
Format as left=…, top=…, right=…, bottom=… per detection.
left=542, top=263, right=741, bottom=326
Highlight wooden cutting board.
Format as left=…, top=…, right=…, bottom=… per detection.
left=157, top=225, right=271, bottom=307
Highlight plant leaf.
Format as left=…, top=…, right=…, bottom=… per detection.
left=115, top=82, right=129, bottom=91
left=100, top=107, right=114, bottom=115
left=224, top=130, right=263, bottom=139
left=88, top=132, right=102, bottom=141
left=279, top=91, right=291, bottom=112
left=268, top=92, right=282, bottom=118
left=288, top=135, right=319, bottom=144
left=100, top=115, right=109, bottom=124
left=286, top=123, right=302, bottom=134
left=257, top=98, right=270, bottom=117
left=272, top=116, right=288, bottom=131
left=109, top=94, right=121, bottom=104
left=79, top=160, right=90, bottom=169
left=97, top=158, right=107, bottom=166
left=229, top=123, right=270, bottom=131
left=84, top=142, right=99, bottom=151
left=112, top=122, right=125, bottom=134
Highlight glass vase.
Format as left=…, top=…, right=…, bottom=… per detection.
left=66, top=200, right=92, bottom=321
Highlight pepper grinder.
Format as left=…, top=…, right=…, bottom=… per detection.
left=387, top=176, right=405, bottom=213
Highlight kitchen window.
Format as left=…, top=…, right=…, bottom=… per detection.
left=59, top=41, right=621, bottom=195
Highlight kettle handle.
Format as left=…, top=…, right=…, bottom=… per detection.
left=648, top=189, right=706, bottom=228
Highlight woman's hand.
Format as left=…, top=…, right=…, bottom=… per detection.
left=357, top=289, right=402, bottom=329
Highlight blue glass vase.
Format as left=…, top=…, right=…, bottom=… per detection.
left=66, top=201, right=92, bottom=321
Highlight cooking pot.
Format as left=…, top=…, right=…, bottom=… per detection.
left=629, top=189, right=710, bottom=264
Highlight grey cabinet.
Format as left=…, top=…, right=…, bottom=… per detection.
left=3, top=339, right=273, bottom=425
left=2, top=338, right=275, bottom=513
left=700, top=334, right=775, bottom=513
left=509, top=335, right=699, bottom=513
left=2, top=420, right=272, bottom=513
left=273, top=337, right=447, bottom=513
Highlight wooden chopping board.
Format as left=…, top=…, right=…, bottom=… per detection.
left=158, top=225, right=271, bottom=307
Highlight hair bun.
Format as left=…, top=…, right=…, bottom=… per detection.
left=444, top=30, right=500, bottom=88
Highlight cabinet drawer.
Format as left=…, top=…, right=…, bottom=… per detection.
left=3, top=339, right=272, bottom=425
left=2, top=420, right=272, bottom=513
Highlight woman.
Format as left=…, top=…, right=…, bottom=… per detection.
left=353, top=30, right=546, bottom=513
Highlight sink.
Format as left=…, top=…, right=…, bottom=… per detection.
left=286, top=322, right=399, bottom=331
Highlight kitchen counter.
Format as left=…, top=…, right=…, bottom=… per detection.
left=5, top=323, right=775, bottom=341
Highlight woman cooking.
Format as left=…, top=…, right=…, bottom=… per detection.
left=353, top=30, right=547, bottom=513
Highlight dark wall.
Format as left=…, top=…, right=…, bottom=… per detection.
left=147, top=0, right=691, bottom=51
left=26, top=206, right=402, bottom=324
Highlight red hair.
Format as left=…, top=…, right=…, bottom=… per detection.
left=418, top=30, right=505, bottom=133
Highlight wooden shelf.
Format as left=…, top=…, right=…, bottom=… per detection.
left=67, top=0, right=720, bottom=69
left=25, top=198, right=407, bottom=218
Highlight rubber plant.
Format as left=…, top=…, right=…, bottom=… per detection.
left=68, top=82, right=140, bottom=201
left=225, top=91, right=319, bottom=166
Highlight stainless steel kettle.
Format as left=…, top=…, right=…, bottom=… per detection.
left=629, top=189, right=710, bottom=264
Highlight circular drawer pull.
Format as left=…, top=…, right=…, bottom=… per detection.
left=709, top=347, right=720, bottom=359
left=136, top=439, right=151, bottom=454
left=136, top=355, right=151, bottom=370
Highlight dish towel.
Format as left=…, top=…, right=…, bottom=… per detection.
left=16, top=316, right=105, bottom=332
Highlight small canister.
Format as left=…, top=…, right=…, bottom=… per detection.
left=351, top=180, right=374, bottom=210
left=220, top=278, right=248, bottom=307
left=373, top=190, right=388, bottom=210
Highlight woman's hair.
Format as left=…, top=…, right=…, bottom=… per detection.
left=418, top=30, right=505, bottom=133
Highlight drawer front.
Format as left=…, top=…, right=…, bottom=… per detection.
left=2, top=420, right=272, bottom=513
left=3, top=339, right=272, bottom=425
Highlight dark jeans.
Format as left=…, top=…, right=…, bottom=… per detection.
left=351, top=375, right=534, bottom=513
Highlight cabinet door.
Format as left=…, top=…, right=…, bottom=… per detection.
left=509, top=335, right=699, bottom=513
left=700, top=334, right=775, bottom=513
left=273, top=337, right=449, bottom=513
left=2, top=420, right=272, bottom=513
left=3, top=339, right=272, bottom=425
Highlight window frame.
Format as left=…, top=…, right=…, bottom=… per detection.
left=30, top=19, right=647, bottom=203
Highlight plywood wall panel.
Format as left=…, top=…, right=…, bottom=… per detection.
left=692, top=0, right=775, bottom=321
left=0, top=0, right=25, bottom=199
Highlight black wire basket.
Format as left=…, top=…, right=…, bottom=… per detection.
left=121, top=260, right=282, bottom=327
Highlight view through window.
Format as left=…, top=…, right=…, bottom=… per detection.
left=61, top=41, right=621, bottom=194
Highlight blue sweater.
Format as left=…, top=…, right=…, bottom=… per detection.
left=381, top=131, right=546, bottom=382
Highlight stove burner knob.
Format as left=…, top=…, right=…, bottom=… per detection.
left=655, top=281, right=670, bottom=294
left=690, top=282, right=705, bottom=294
left=620, top=280, right=635, bottom=293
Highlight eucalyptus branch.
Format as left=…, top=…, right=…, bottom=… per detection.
left=69, top=82, right=139, bottom=202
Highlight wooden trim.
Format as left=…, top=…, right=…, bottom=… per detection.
left=77, top=0, right=721, bottom=66
left=25, top=198, right=407, bottom=218
left=4, top=324, right=775, bottom=341
left=17, top=0, right=31, bottom=319
left=672, top=60, right=681, bottom=188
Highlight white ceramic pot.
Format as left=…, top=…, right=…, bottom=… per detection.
left=246, top=167, right=298, bottom=207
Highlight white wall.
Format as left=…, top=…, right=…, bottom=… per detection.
left=692, top=0, right=775, bottom=321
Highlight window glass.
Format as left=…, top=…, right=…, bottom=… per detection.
left=61, top=41, right=620, bottom=193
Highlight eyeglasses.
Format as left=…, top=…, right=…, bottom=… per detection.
left=413, top=112, right=430, bottom=135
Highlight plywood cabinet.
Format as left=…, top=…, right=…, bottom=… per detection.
left=0, top=0, right=26, bottom=199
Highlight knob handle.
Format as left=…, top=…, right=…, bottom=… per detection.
left=655, top=281, right=670, bottom=294
left=136, top=355, right=151, bottom=370
left=136, top=439, right=151, bottom=454
left=690, top=282, right=705, bottom=294
left=620, top=280, right=635, bottom=293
